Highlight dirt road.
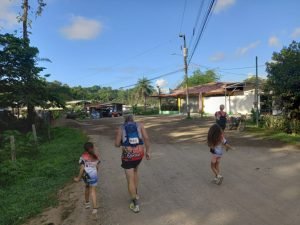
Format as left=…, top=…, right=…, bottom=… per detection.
left=24, top=115, right=300, bottom=225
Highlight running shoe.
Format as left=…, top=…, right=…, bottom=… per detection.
left=216, top=175, right=223, bottom=185
left=85, top=202, right=91, bottom=209
left=129, top=200, right=140, bottom=213
left=212, top=177, right=219, bottom=184
left=92, top=208, right=98, bottom=214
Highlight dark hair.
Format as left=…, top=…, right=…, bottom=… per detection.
left=207, top=124, right=223, bottom=148
left=83, top=142, right=98, bottom=160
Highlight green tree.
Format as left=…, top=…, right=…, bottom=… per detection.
left=266, top=41, right=300, bottom=113
left=135, top=77, right=154, bottom=110
left=178, top=69, right=219, bottom=88
left=0, top=34, right=53, bottom=123
left=45, top=81, right=72, bottom=107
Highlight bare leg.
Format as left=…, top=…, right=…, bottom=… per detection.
left=90, top=186, right=97, bottom=209
left=85, top=185, right=90, bottom=203
left=211, top=162, right=218, bottom=177
left=134, top=167, right=139, bottom=195
left=125, top=169, right=137, bottom=199
left=215, top=161, right=220, bottom=175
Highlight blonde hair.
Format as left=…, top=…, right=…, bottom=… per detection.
left=124, top=114, right=134, bottom=123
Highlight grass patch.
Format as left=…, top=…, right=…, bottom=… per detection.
left=246, top=123, right=300, bottom=146
left=0, top=127, right=87, bottom=225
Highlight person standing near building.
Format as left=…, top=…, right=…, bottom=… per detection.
left=215, top=104, right=228, bottom=130
left=115, top=114, right=150, bottom=213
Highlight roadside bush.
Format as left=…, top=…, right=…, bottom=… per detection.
left=0, top=160, right=26, bottom=187
left=260, top=115, right=300, bottom=133
left=134, top=107, right=159, bottom=115
left=0, top=130, right=38, bottom=162
left=0, top=127, right=87, bottom=225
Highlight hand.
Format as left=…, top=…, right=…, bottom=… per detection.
left=73, top=177, right=80, bottom=182
left=226, top=146, right=234, bottom=151
left=145, top=152, right=151, bottom=160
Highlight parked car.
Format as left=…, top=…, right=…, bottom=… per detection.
left=66, top=111, right=77, bottom=119
left=99, top=108, right=112, bottom=117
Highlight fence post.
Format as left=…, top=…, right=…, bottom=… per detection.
left=32, top=124, right=38, bottom=145
left=10, top=135, right=16, bottom=161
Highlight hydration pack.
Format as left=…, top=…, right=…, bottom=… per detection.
left=122, top=122, right=143, bottom=147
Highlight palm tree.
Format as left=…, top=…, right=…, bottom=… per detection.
left=135, top=77, right=154, bottom=111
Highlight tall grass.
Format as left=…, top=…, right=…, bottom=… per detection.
left=0, top=127, right=87, bottom=225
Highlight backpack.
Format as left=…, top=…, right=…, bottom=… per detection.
left=122, top=122, right=144, bottom=147
left=216, top=112, right=227, bottom=130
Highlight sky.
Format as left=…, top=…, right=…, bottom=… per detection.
left=1, top=0, right=300, bottom=92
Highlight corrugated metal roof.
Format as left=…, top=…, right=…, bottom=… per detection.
left=153, top=82, right=239, bottom=97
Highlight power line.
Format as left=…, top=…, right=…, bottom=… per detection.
left=188, top=0, right=205, bottom=49
left=75, top=39, right=174, bottom=81
left=188, top=0, right=216, bottom=65
left=119, top=68, right=184, bottom=89
left=179, top=0, right=188, bottom=33
left=218, top=65, right=265, bottom=70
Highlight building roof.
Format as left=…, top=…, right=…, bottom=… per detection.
left=152, top=82, right=243, bottom=98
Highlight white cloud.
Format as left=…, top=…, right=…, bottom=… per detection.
left=236, top=41, right=260, bottom=56
left=0, top=0, right=18, bottom=28
left=210, top=52, right=225, bottom=62
left=291, top=27, right=300, bottom=39
left=268, top=36, right=281, bottom=47
left=213, top=0, right=236, bottom=14
left=247, top=73, right=254, bottom=78
left=60, top=16, right=102, bottom=40
left=155, top=79, right=168, bottom=88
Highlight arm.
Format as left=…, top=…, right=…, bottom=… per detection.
left=114, top=127, right=122, bottom=147
left=224, top=143, right=233, bottom=151
left=215, top=111, right=219, bottom=120
left=223, top=137, right=233, bottom=151
left=74, top=164, right=84, bottom=182
left=140, top=123, right=150, bottom=160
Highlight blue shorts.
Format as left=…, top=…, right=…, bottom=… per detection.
left=83, top=172, right=98, bottom=186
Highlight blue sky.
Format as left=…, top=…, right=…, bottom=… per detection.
left=1, top=0, right=300, bottom=91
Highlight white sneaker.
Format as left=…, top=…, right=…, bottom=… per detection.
left=85, top=202, right=91, bottom=209
left=129, top=201, right=140, bottom=213
left=217, top=175, right=223, bottom=185
left=212, top=177, right=219, bottom=183
left=92, top=208, right=98, bottom=214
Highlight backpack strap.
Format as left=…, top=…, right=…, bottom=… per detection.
left=121, top=122, right=143, bottom=145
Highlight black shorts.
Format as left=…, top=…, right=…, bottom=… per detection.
left=121, top=159, right=142, bottom=169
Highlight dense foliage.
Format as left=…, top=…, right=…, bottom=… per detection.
left=0, top=34, right=51, bottom=123
left=177, top=69, right=219, bottom=88
left=266, top=41, right=300, bottom=115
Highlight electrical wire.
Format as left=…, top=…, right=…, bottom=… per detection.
left=188, top=0, right=205, bottom=50
left=188, top=0, right=216, bottom=65
left=179, top=0, right=188, bottom=33
left=119, top=68, right=184, bottom=89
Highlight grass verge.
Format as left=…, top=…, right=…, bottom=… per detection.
left=0, top=127, right=87, bottom=225
left=246, top=124, right=300, bottom=146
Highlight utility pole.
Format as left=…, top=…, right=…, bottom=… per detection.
left=255, top=56, right=259, bottom=127
left=179, top=33, right=190, bottom=118
left=157, top=85, right=161, bottom=114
